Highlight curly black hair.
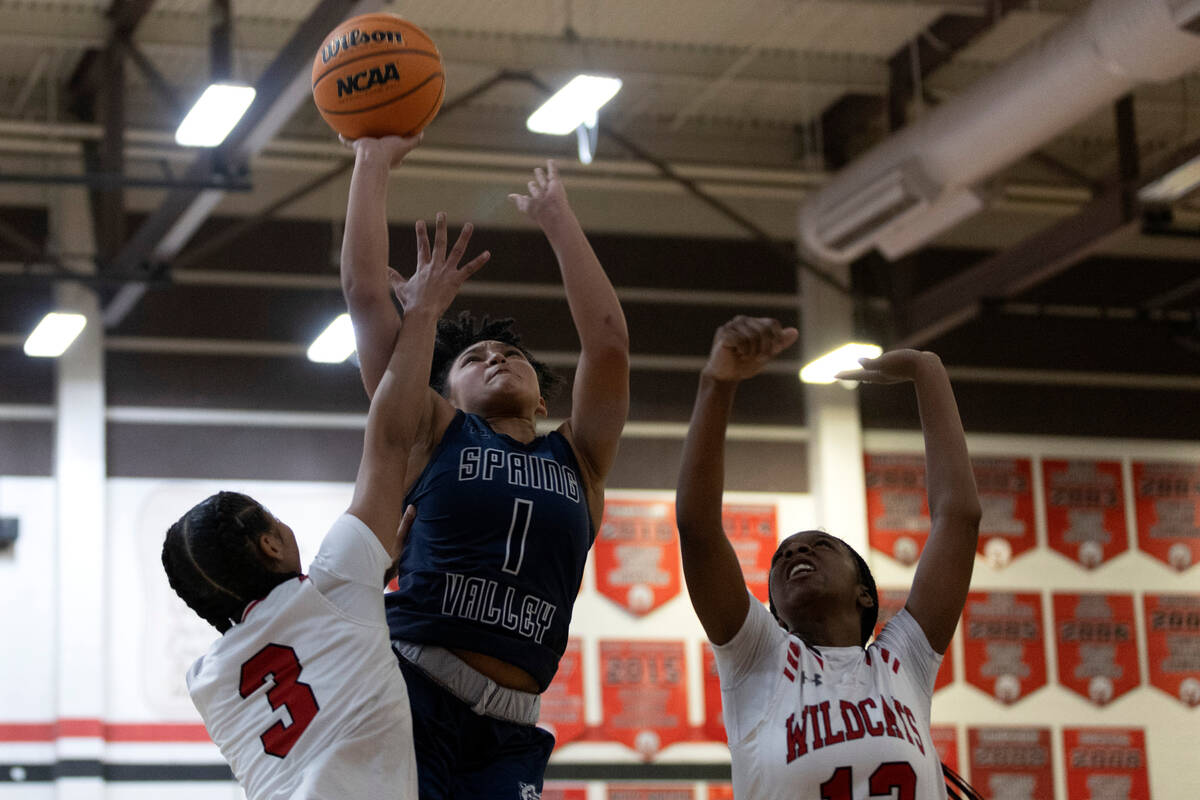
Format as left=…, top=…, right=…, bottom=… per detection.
left=767, top=530, right=880, bottom=647
left=161, top=492, right=298, bottom=633
left=429, top=311, right=563, bottom=400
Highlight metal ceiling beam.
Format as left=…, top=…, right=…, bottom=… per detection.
left=100, top=0, right=381, bottom=327
left=894, top=97, right=1152, bottom=347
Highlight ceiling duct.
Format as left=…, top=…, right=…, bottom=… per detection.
left=798, top=0, right=1200, bottom=266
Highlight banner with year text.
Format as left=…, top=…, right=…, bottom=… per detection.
left=538, top=638, right=586, bottom=747
left=1052, top=593, right=1139, bottom=706
left=973, top=457, right=1036, bottom=568
left=1063, top=727, right=1150, bottom=800
left=1133, top=461, right=1200, bottom=571
left=1043, top=459, right=1128, bottom=568
left=962, top=591, right=1047, bottom=703
left=599, top=640, right=689, bottom=756
left=594, top=499, right=681, bottom=616
left=1143, top=592, right=1200, bottom=706
left=968, top=727, right=1054, bottom=800
left=722, top=503, right=778, bottom=601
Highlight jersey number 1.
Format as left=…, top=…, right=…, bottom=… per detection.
left=820, top=762, right=916, bottom=800
left=239, top=644, right=320, bottom=758
left=502, top=498, right=533, bottom=575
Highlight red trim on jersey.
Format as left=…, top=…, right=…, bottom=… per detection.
left=783, top=668, right=796, bottom=682
left=865, top=652, right=872, bottom=666
left=786, top=652, right=799, bottom=670
left=892, top=658, right=900, bottom=674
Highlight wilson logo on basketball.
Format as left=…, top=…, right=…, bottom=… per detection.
left=320, top=28, right=405, bottom=64
left=336, top=63, right=403, bottom=97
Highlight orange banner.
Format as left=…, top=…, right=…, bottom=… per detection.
left=1143, top=593, right=1200, bottom=706
left=538, top=638, right=586, bottom=748
left=1133, top=461, right=1200, bottom=571
left=594, top=499, right=681, bottom=616
left=968, top=727, right=1054, bottom=800
left=721, top=504, right=778, bottom=602
left=1063, top=727, right=1150, bottom=800
left=962, top=591, right=1047, bottom=704
left=599, top=640, right=689, bottom=757
left=1052, top=593, right=1140, bottom=706
left=1043, top=459, right=1128, bottom=568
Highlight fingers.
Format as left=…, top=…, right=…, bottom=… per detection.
left=433, top=211, right=447, bottom=259
left=718, top=316, right=796, bottom=360
left=546, top=159, right=558, bottom=182
left=415, top=219, right=431, bottom=266
left=527, top=180, right=542, bottom=199
left=444, top=222, right=474, bottom=269
left=534, top=167, right=547, bottom=188
left=507, top=193, right=529, bottom=213
left=458, top=250, right=491, bottom=278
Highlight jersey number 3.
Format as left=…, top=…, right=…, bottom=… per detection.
left=239, top=644, right=320, bottom=758
left=821, top=762, right=917, bottom=800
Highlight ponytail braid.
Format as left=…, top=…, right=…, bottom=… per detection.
left=161, top=492, right=295, bottom=633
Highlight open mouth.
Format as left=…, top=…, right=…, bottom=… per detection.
left=788, top=561, right=815, bottom=579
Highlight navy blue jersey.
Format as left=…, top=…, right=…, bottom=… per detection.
left=385, top=411, right=594, bottom=691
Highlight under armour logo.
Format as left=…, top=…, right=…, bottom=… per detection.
left=518, top=782, right=541, bottom=800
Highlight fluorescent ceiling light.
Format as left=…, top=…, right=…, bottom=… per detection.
left=1139, top=154, right=1200, bottom=203
left=24, top=312, right=86, bottom=358
left=307, top=313, right=356, bottom=364
left=527, top=75, right=622, bottom=135
left=175, top=83, right=257, bottom=147
left=799, top=342, right=883, bottom=384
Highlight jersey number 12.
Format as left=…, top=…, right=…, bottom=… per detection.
left=239, top=644, right=320, bottom=758
left=820, top=762, right=917, bottom=800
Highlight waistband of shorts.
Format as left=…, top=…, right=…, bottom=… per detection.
left=392, top=639, right=541, bottom=726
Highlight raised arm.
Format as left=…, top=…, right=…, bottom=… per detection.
left=676, top=317, right=798, bottom=644
left=837, top=350, right=981, bottom=653
left=509, top=161, right=629, bottom=484
left=346, top=214, right=490, bottom=558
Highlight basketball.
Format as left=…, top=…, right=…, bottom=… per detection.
left=311, top=13, right=445, bottom=139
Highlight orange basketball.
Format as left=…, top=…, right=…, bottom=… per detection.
left=311, top=13, right=445, bottom=139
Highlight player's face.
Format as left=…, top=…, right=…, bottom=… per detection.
left=446, top=340, right=545, bottom=417
left=768, top=531, right=863, bottom=628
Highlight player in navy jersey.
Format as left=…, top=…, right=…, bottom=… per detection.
left=341, top=137, right=629, bottom=798
left=161, top=152, right=489, bottom=800
left=675, top=316, right=984, bottom=800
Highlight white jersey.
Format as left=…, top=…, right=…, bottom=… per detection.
left=714, top=595, right=946, bottom=800
left=187, top=514, right=416, bottom=800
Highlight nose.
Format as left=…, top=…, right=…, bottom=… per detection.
left=487, top=350, right=507, bottom=365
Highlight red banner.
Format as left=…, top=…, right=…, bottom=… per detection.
left=874, top=587, right=953, bottom=692
left=1043, top=459, right=1128, bottom=568
left=606, top=786, right=694, bottom=800
left=599, top=640, right=689, bottom=756
left=722, top=504, right=778, bottom=602
left=539, top=638, right=586, bottom=747
left=701, top=642, right=725, bottom=742
left=707, top=786, right=734, bottom=800
left=1063, top=727, right=1150, bottom=800
left=864, top=453, right=930, bottom=565
left=594, top=499, right=681, bottom=615
left=1052, top=593, right=1139, bottom=706
left=930, top=725, right=959, bottom=772
left=1144, top=593, right=1200, bottom=706
left=962, top=591, right=1047, bottom=703
left=542, top=785, right=588, bottom=800
left=1133, top=461, right=1200, bottom=571
left=973, top=457, right=1036, bottom=567
left=968, top=727, right=1054, bottom=800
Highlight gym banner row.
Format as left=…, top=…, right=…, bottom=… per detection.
left=542, top=585, right=1195, bottom=757
left=864, top=456, right=1199, bottom=571
left=541, top=726, right=1149, bottom=800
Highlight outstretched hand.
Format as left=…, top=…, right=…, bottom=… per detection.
left=508, top=160, right=570, bottom=225
left=703, top=316, right=799, bottom=383
left=341, top=133, right=423, bottom=168
left=834, top=348, right=938, bottom=384
left=389, top=213, right=490, bottom=317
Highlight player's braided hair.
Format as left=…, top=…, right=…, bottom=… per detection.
left=768, top=531, right=880, bottom=647
left=161, top=492, right=296, bottom=633
left=942, top=762, right=985, bottom=800
left=429, top=311, right=562, bottom=399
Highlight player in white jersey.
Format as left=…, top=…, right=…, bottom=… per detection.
left=161, top=140, right=490, bottom=800
left=676, top=316, right=984, bottom=800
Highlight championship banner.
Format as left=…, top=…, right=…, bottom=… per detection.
left=1063, top=727, right=1150, bottom=800
left=599, top=640, right=689, bottom=756
left=722, top=503, right=778, bottom=601
left=875, top=588, right=954, bottom=692
left=864, top=453, right=930, bottom=565
left=1052, top=593, right=1139, bottom=706
left=606, top=786, right=694, bottom=800
left=707, top=785, right=734, bottom=800
left=968, top=727, right=1054, bottom=800
left=1043, top=459, right=1128, bottom=568
left=1133, top=461, right=1200, bottom=571
left=962, top=591, right=1047, bottom=703
left=931, top=725, right=959, bottom=772
left=542, top=785, right=588, bottom=800
left=1143, top=593, right=1200, bottom=706
left=973, top=457, right=1036, bottom=568
left=701, top=642, right=726, bottom=742
left=539, top=638, right=586, bottom=747
left=594, top=499, right=681, bottom=615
